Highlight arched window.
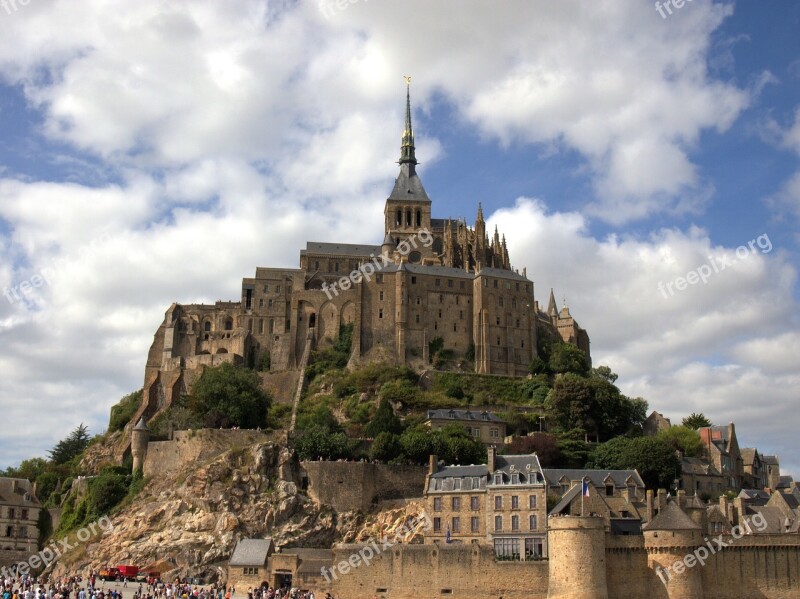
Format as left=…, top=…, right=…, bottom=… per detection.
left=216, top=348, right=228, bottom=354
left=406, top=209, right=412, bottom=227
left=416, top=210, right=421, bottom=227
left=204, top=321, right=211, bottom=332
left=224, top=318, right=233, bottom=331
left=309, top=313, right=316, bottom=329
left=396, top=209, right=402, bottom=226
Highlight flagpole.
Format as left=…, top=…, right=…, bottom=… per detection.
left=581, top=478, right=584, bottom=517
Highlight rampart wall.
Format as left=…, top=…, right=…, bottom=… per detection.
left=301, top=461, right=427, bottom=511
left=142, top=429, right=274, bottom=478
left=330, top=543, right=549, bottom=599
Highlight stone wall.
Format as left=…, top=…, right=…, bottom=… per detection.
left=142, top=429, right=275, bottom=478
left=301, top=462, right=427, bottom=512
left=259, top=371, right=301, bottom=404
left=330, top=543, right=549, bottom=599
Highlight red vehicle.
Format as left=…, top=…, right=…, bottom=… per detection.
left=98, top=568, right=120, bottom=581
left=116, top=565, right=140, bottom=579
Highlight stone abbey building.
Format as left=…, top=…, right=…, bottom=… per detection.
left=136, top=84, right=589, bottom=421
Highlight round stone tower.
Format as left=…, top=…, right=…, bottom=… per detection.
left=547, top=515, right=608, bottom=599
left=643, top=500, right=704, bottom=599
left=131, top=416, right=151, bottom=473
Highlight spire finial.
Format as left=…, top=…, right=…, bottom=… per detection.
left=399, top=76, right=417, bottom=167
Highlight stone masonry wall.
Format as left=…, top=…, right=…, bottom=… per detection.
left=302, top=462, right=427, bottom=512
left=330, top=543, right=549, bottom=599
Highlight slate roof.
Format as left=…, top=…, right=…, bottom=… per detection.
left=739, top=489, right=771, bottom=507
left=542, top=469, right=645, bottom=489
left=429, top=464, right=489, bottom=480
left=682, top=457, right=722, bottom=477
left=478, top=267, right=530, bottom=282
left=229, top=539, right=273, bottom=566
left=748, top=506, right=797, bottom=534
left=490, top=455, right=545, bottom=485
left=388, top=163, right=430, bottom=202
left=762, top=455, right=779, bottom=466
left=778, top=476, right=795, bottom=489
left=134, top=417, right=150, bottom=432
left=397, top=264, right=476, bottom=279
left=741, top=448, right=758, bottom=466
left=425, top=409, right=504, bottom=423
left=642, top=501, right=700, bottom=531
left=301, top=242, right=381, bottom=257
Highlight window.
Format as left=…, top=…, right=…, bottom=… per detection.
left=471, top=496, right=480, bottom=510
left=494, top=474, right=503, bottom=485
left=494, top=538, right=519, bottom=560
left=434, top=497, right=442, bottom=512
left=499, top=297, right=504, bottom=307
left=452, top=497, right=461, bottom=510
left=460, top=310, right=463, bottom=319
left=276, top=285, right=281, bottom=293
left=529, top=515, right=538, bottom=531
left=376, top=274, right=384, bottom=283
left=416, top=314, right=420, bottom=324
left=452, top=517, right=460, bottom=533
left=433, top=517, right=441, bottom=532
left=460, top=281, right=465, bottom=289
left=511, top=496, right=519, bottom=509
left=411, top=276, right=417, bottom=284
left=484, top=279, right=488, bottom=287
left=448, top=279, right=453, bottom=288
left=268, top=299, right=273, bottom=308
left=334, top=262, right=339, bottom=273
left=606, top=485, right=614, bottom=497
left=516, top=282, right=520, bottom=291
left=434, top=322, right=438, bottom=330
left=379, top=309, right=383, bottom=319
left=529, top=495, right=537, bottom=509
left=512, top=299, right=517, bottom=309
left=472, top=428, right=480, bottom=438
left=471, top=516, right=480, bottom=532
left=440, top=294, right=443, bottom=303
left=453, top=478, right=461, bottom=490
left=259, top=319, right=264, bottom=334
left=379, top=291, right=384, bottom=301
left=491, top=428, right=499, bottom=439
left=453, top=323, right=457, bottom=332
left=496, top=317, right=501, bottom=326
left=416, top=297, right=421, bottom=305
left=416, top=209, right=421, bottom=227
left=258, top=298, right=264, bottom=308
left=524, top=538, right=543, bottom=559
left=438, top=309, right=442, bottom=318
left=494, top=516, right=503, bottom=532
left=511, top=515, right=519, bottom=531
left=243, top=567, right=259, bottom=576
left=435, top=279, right=441, bottom=287
left=493, top=279, right=498, bottom=288
left=495, top=496, right=502, bottom=510
left=269, top=319, right=274, bottom=333
left=511, top=474, right=520, bottom=485
left=314, top=260, right=319, bottom=270
left=204, top=321, right=211, bottom=332
left=263, top=284, right=269, bottom=293
left=20, top=509, right=28, bottom=520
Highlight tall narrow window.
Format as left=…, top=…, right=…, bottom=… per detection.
left=416, top=209, right=421, bottom=227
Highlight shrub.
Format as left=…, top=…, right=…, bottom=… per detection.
left=108, top=390, right=143, bottom=432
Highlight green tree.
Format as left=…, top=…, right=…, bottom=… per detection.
left=297, top=404, right=342, bottom=433
left=682, top=413, right=712, bottom=430
left=548, top=374, right=593, bottom=432
left=108, top=389, right=143, bottom=432
left=364, top=398, right=403, bottom=438
left=293, top=425, right=354, bottom=460
left=657, top=426, right=703, bottom=458
left=591, top=366, right=618, bottom=383
left=588, top=436, right=680, bottom=490
left=0, top=457, right=48, bottom=480
left=188, top=362, right=271, bottom=429
left=48, top=424, right=91, bottom=465
left=556, top=429, right=591, bottom=468
left=528, top=357, right=548, bottom=375
left=369, top=432, right=403, bottom=462
left=548, top=343, right=589, bottom=376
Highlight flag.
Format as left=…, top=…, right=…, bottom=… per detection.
left=582, top=480, right=590, bottom=497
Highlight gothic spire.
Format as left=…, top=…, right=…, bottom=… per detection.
left=547, top=288, right=558, bottom=316
left=399, top=76, right=417, bottom=169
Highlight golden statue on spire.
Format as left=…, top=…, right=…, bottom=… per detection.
left=403, top=75, right=411, bottom=85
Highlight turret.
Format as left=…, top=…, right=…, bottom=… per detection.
left=547, top=516, right=608, bottom=599
left=381, top=233, right=396, bottom=259
left=131, top=417, right=151, bottom=474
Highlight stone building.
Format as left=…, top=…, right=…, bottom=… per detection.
left=698, top=422, right=743, bottom=491
left=132, top=83, right=589, bottom=425
left=641, top=410, right=671, bottom=436
left=741, top=447, right=769, bottom=489
left=0, top=478, right=41, bottom=569
left=424, top=448, right=548, bottom=559
left=422, top=408, right=506, bottom=446
left=679, top=456, right=725, bottom=498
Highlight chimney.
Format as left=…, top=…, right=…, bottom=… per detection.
left=429, top=454, right=438, bottom=476
left=677, top=489, right=686, bottom=510
left=646, top=490, right=654, bottom=522
left=657, top=488, right=667, bottom=512
left=488, top=446, right=496, bottom=473
left=719, top=495, right=730, bottom=524
left=11, top=480, right=18, bottom=493
left=733, top=496, right=745, bottom=528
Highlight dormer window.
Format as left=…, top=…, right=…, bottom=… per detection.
left=511, top=474, right=519, bottom=484
left=494, top=474, right=503, bottom=485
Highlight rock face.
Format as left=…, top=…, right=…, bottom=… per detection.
left=50, top=442, right=364, bottom=582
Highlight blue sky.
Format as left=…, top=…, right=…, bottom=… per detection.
left=0, top=0, right=798, bottom=478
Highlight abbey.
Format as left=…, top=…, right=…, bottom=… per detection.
left=136, top=84, right=589, bottom=420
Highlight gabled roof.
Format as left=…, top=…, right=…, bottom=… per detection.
left=229, top=539, right=273, bottom=567
left=491, top=454, right=545, bottom=485
left=430, top=464, right=489, bottom=480
left=741, top=448, right=759, bottom=466
left=682, top=457, right=723, bottom=477
left=542, top=469, right=645, bottom=489
left=425, top=409, right=504, bottom=423
left=642, top=501, right=700, bottom=532
left=778, top=476, right=795, bottom=489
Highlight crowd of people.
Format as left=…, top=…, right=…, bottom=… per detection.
left=0, top=576, right=343, bottom=599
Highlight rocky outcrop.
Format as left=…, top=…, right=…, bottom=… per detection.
left=50, top=442, right=364, bottom=582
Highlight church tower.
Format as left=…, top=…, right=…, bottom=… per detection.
left=383, top=78, right=433, bottom=262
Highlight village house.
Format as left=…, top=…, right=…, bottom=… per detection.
left=0, top=478, right=41, bottom=569
left=423, top=408, right=506, bottom=447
